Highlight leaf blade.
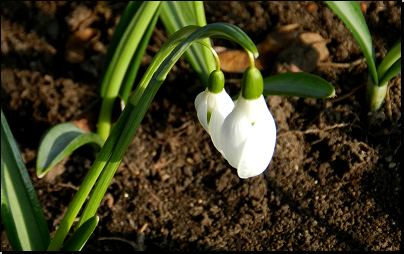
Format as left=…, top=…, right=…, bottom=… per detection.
left=377, top=38, right=401, bottom=82
left=263, top=72, right=335, bottom=98
left=326, top=1, right=378, bottom=85
left=97, top=1, right=161, bottom=139
left=101, top=1, right=143, bottom=95
left=1, top=110, right=50, bottom=251
left=61, top=215, right=99, bottom=251
left=160, top=1, right=215, bottom=85
left=378, top=57, right=401, bottom=87
left=119, top=4, right=162, bottom=106
left=36, top=123, right=104, bottom=178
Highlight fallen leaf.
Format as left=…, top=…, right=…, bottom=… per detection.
left=215, top=24, right=300, bottom=73
left=273, top=32, right=330, bottom=74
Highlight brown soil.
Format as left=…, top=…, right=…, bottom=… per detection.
left=1, top=1, right=401, bottom=251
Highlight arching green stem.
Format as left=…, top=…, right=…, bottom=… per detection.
left=197, top=40, right=221, bottom=71
left=47, top=23, right=258, bottom=251
left=246, top=49, right=256, bottom=69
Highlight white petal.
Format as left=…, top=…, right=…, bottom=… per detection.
left=195, top=89, right=209, bottom=132
left=237, top=106, right=276, bottom=179
left=195, top=88, right=208, bottom=109
left=220, top=106, right=252, bottom=168
left=234, top=94, right=266, bottom=123
left=209, top=90, right=234, bottom=154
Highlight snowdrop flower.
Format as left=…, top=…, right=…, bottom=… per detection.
left=220, top=67, right=276, bottom=179
left=195, top=66, right=276, bottom=179
left=195, top=70, right=234, bottom=155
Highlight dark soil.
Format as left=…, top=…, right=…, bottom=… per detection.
left=1, top=1, right=401, bottom=251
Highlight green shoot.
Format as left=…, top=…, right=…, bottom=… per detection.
left=326, top=1, right=401, bottom=111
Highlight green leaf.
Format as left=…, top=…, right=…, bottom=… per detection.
left=102, top=1, right=143, bottom=89
left=97, top=1, right=161, bottom=140
left=46, top=25, right=201, bottom=252
left=377, top=38, right=401, bottom=82
left=193, top=1, right=216, bottom=74
left=263, top=72, right=335, bottom=98
left=61, top=215, right=99, bottom=251
left=119, top=4, right=162, bottom=106
left=378, top=57, right=401, bottom=87
left=36, top=123, right=104, bottom=178
left=160, top=1, right=215, bottom=86
left=326, top=1, right=378, bottom=85
left=1, top=110, right=50, bottom=251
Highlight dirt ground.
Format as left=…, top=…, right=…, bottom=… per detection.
left=1, top=1, right=401, bottom=251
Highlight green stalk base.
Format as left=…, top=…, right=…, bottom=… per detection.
left=366, top=77, right=387, bottom=112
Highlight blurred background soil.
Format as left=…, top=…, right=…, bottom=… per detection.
left=1, top=1, right=401, bottom=251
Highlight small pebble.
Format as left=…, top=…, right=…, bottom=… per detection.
left=385, top=156, right=393, bottom=163
left=106, top=196, right=114, bottom=206
left=360, top=2, right=368, bottom=13
left=306, top=3, right=318, bottom=12
left=186, top=157, right=194, bottom=164
left=388, top=162, right=396, bottom=169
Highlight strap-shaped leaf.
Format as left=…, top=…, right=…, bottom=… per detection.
left=119, top=4, right=162, bottom=106
left=160, top=1, right=215, bottom=86
left=377, top=38, right=401, bottom=82
left=97, top=1, right=161, bottom=140
left=61, top=215, right=99, bottom=251
left=326, top=1, right=378, bottom=85
left=102, top=1, right=142, bottom=79
left=36, top=123, right=104, bottom=178
left=379, top=57, right=401, bottom=87
left=263, top=72, right=335, bottom=98
left=1, top=110, right=51, bottom=251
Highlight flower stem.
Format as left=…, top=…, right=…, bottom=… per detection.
left=247, top=50, right=256, bottom=68
left=197, top=40, right=220, bottom=71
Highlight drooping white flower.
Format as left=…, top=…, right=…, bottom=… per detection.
left=195, top=88, right=234, bottom=155
left=220, top=94, right=276, bottom=179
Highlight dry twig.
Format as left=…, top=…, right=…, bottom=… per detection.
left=330, top=82, right=366, bottom=103
left=277, top=123, right=350, bottom=138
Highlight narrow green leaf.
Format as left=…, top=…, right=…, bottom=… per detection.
left=377, top=38, right=401, bottom=81
left=263, top=72, right=335, bottom=98
left=76, top=27, right=204, bottom=229
left=378, top=57, right=401, bottom=87
left=160, top=1, right=215, bottom=86
left=36, top=123, right=104, bottom=178
left=1, top=110, right=50, bottom=251
left=47, top=26, right=201, bottom=252
left=97, top=1, right=161, bottom=140
left=193, top=1, right=216, bottom=76
left=61, top=215, right=99, bottom=251
left=122, top=26, right=201, bottom=108
left=101, top=1, right=143, bottom=97
left=326, top=1, right=378, bottom=85
left=119, top=4, right=162, bottom=106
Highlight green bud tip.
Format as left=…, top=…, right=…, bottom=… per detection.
left=208, top=69, right=225, bottom=94
left=241, top=66, right=263, bottom=100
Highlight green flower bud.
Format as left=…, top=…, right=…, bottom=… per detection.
left=208, top=69, right=225, bottom=94
left=241, top=66, right=264, bottom=100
